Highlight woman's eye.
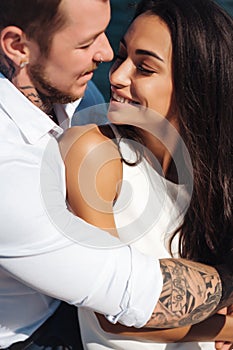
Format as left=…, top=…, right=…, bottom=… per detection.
left=137, top=65, right=155, bottom=75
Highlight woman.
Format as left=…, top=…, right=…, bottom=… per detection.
left=59, top=0, right=233, bottom=349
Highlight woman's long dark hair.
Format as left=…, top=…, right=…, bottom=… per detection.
left=116, top=0, right=233, bottom=270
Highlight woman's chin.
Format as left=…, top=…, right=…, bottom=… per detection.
left=108, top=99, right=141, bottom=125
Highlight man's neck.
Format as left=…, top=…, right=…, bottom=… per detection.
left=17, top=85, right=53, bottom=115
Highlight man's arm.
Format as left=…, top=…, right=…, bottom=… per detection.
left=96, top=259, right=233, bottom=342
left=2, top=132, right=233, bottom=329
left=146, top=259, right=233, bottom=328
left=97, top=313, right=233, bottom=343
left=146, top=258, right=222, bottom=328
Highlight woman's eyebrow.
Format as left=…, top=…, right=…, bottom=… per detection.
left=135, top=49, right=164, bottom=62
left=121, top=37, right=164, bottom=62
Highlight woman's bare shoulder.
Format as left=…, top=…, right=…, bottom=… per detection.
left=59, top=125, right=117, bottom=160
left=59, top=124, right=120, bottom=165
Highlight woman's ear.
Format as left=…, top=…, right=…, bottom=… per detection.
left=0, top=26, right=29, bottom=67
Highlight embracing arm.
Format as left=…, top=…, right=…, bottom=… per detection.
left=147, top=258, right=221, bottom=328
left=3, top=123, right=233, bottom=332
left=97, top=313, right=233, bottom=343
left=97, top=258, right=233, bottom=342
left=147, top=259, right=233, bottom=328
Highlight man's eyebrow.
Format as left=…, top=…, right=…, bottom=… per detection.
left=120, top=38, right=164, bottom=63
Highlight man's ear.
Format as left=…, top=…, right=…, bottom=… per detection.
left=0, top=26, right=29, bottom=67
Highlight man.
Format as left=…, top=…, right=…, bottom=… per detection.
left=0, top=1, right=233, bottom=349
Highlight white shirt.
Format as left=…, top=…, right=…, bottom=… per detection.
left=0, top=74, right=162, bottom=348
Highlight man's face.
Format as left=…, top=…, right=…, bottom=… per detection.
left=28, top=0, right=113, bottom=103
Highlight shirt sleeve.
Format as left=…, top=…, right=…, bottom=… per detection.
left=0, top=245, right=162, bottom=327
left=0, top=136, right=162, bottom=327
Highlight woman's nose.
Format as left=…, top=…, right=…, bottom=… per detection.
left=109, top=58, right=131, bottom=88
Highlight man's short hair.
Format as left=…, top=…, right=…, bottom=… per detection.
left=0, top=0, right=66, bottom=56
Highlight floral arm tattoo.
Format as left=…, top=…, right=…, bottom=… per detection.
left=146, top=258, right=222, bottom=328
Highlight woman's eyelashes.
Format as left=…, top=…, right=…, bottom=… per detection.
left=137, top=64, right=157, bottom=75
left=114, top=53, right=157, bottom=76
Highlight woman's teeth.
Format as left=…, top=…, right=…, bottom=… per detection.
left=112, top=92, right=132, bottom=104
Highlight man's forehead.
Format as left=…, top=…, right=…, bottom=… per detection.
left=61, top=0, right=110, bottom=20
left=56, top=0, right=111, bottom=44
left=61, top=0, right=109, bottom=8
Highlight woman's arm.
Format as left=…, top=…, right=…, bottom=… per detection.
left=59, top=125, right=122, bottom=237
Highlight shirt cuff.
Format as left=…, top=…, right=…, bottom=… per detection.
left=106, top=246, right=163, bottom=328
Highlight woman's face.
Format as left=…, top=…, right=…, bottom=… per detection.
left=109, top=13, right=176, bottom=125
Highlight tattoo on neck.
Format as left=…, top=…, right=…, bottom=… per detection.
left=0, top=54, right=16, bottom=81
left=19, top=85, right=53, bottom=114
left=0, top=55, right=53, bottom=115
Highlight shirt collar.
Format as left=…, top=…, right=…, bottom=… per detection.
left=63, top=99, right=82, bottom=118
left=0, top=73, right=77, bottom=144
left=53, top=99, right=81, bottom=130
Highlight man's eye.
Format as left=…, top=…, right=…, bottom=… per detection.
left=79, top=43, right=92, bottom=49
left=78, top=40, right=95, bottom=49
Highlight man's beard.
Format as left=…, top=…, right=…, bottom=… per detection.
left=28, top=62, right=80, bottom=105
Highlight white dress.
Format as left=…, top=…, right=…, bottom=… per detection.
left=79, top=140, right=215, bottom=350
